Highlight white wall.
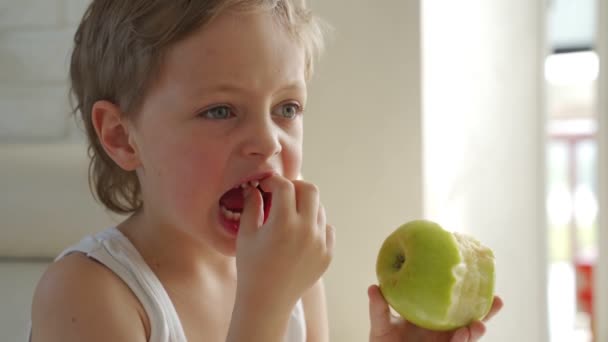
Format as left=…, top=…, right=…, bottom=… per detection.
left=305, top=1, right=423, bottom=340
left=0, top=261, right=49, bottom=342
left=596, top=0, right=608, bottom=340
left=0, top=0, right=90, bottom=141
left=422, top=1, right=548, bottom=342
left=0, top=0, right=119, bottom=257
left=0, top=1, right=116, bottom=340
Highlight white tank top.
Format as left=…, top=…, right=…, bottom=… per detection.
left=30, top=227, right=307, bottom=342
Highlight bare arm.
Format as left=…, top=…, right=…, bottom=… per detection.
left=302, top=279, right=330, bottom=342
left=227, top=279, right=330, bottom=342
left=30, top=254, right=148, bottom=342
left=226, top=291, right=295, bottom=342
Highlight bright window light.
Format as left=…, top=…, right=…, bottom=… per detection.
left=545, top=51, right=599, bottom=85
left=548, top=118, right=597, bottom=136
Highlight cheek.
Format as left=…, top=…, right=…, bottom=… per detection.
left=282, top=135, right=303, bottom=179
left=285, top=153, right=302, bottom=179
left=134, top=117, right=228, bottom=215
left=146, top=141, right=227, bottom=209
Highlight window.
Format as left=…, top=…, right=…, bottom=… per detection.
left=546, top=52, right=598, bottom=342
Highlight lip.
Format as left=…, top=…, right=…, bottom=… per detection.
left=219, top=211, right=240, bottom=237
left=218, top=170, right=276, bottom=237
left=229, top=170, right=276, bottom=190
left=218, top=196, right=272, bottom=237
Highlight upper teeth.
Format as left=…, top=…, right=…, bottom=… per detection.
left=239, top=180, right=260, bottom=189
left=222, top=180, right=260, bottom=222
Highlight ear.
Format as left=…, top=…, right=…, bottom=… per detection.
left=91, top=100, right=141, bottom=171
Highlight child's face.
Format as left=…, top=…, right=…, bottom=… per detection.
left=129, top=10, right=307, bottom=255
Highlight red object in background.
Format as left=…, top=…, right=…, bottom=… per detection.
left=576, top=260, right=593, bottom=314
left=575, top=259, right=595, bottom=340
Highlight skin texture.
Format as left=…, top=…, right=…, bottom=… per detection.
left=31, top=9, right=333, bottom=342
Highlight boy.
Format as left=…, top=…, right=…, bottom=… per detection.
left=31, top=1, right=501, bottom=341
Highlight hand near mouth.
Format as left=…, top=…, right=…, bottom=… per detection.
left=231, top=173, right=335, bottom=322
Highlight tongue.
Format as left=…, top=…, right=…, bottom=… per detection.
left=219, top=187, right=272, bottom=223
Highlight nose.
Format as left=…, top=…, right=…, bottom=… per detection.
left=240, top=116, right=282, bottom=159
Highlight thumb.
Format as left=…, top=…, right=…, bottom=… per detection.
left=368, top=284, right=393, bottom=339
left=238, top=187, right=264, bottom=237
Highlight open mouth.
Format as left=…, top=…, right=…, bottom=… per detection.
left=219, top=180, right=272, bottom=229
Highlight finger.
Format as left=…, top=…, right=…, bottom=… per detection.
left=238, top=186, right=264, bottom=237
left=467, top=321, right=486, bottom=341
left=450, top=327, right=470, bottom=342
left=325, top=224, right=335, bottom=256
left=368, top=285, right=393, bottom=338
left=316, top=205, right=334, bottom=255
left=258, top=174, right=295, bottom=224
left=292, top=180, right=320, bottom=220
left=482, top=296, right=504, bottom=322
left=318, top=204, right=327, bottom=228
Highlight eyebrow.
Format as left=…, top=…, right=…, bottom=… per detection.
left=201, top=81, right=306, bottom=94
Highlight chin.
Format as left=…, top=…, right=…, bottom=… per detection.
left=214, top=238, right=238, bottom=257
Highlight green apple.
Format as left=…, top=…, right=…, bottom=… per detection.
left=376, top=219, right=495, bottom=331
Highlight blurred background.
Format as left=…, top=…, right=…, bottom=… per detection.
left=0, top=0, right=606, bottom=341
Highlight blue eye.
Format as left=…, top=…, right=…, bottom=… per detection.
left=275, top=103, right=301, bottom=119
left=201, top=106, right=233, bottom=120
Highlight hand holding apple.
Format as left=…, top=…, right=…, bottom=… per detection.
left=368, top=284, right=503, bottom=342
left=370, top=219, right=502, bottom=342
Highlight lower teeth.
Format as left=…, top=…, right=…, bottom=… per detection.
left=221, top=206, right=241, bottom=221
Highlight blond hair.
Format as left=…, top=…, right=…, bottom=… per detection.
left=70, top=0, right=325, bottom=214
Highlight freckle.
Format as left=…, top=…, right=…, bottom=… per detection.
left=71, top=317, right=77, bottom=323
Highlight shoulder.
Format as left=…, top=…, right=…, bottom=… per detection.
left=301, top=278, right=329, bottom=342
left=30, top=253, right=149, bottom=342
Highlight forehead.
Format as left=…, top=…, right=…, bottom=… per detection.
left=157, top=10, right=307, bottom=94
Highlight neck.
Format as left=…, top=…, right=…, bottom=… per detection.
left=117, top=209, right=237, bottom=282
